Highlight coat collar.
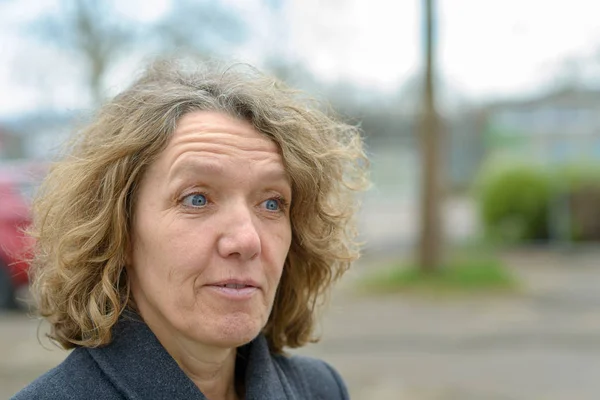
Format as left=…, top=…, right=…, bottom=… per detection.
left=86, top=312, right=296, bottom=400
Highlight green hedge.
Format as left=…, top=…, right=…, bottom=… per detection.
left=474, top=160, right=600, bottom=244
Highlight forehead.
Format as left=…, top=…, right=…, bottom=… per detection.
left=175, top=111, right=260, bottom=138
left=149, top=110, right=288, bottom=180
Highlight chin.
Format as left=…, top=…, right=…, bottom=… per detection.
left=205, top=313, right=264, bottom=349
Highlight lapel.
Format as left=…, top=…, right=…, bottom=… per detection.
left=86, top=314, right=206, bottom=400
left=243, top=334, right=297, bottom=400
left=86, top=313, right=297, bottom=400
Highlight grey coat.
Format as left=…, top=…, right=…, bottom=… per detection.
left=11, top=315, right=349, bottom=399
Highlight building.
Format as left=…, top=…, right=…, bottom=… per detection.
left=482, top=87, right=600, bottom=166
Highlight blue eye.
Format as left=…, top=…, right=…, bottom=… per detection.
left=182, top=193, right=207, bottom=207
left=263, top=198, right=280, bottom=211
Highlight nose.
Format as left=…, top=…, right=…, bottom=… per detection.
left=217, top=203, right=261, bottom=261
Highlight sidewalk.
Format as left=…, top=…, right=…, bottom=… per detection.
left=294, top=250, right=600, bottom=400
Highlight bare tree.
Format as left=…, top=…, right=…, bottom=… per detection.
left=154, top=0, right=247, bottom=58
left=31, top=0, right=136, bottom=105
left=28, top=0, right=247, bottom=107
left=417, top=0, right=443, bottom=273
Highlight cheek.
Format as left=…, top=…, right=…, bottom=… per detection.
left=131, top=219, right=210, bottom=290
left=280, top=224, right=293, bottom=260
left=266, top=225, right=292, bottom=280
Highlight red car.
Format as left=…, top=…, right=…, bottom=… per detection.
left=0, top=165, right=39, bottom=309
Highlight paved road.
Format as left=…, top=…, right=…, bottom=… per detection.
left=2, top=250, right=600, bottom=399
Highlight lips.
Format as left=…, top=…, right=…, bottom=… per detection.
left=207, top=279, right=260, bottom=289
left=206, top=280, right=260, bottom=300
left=218, top=283, right=253, bottom=289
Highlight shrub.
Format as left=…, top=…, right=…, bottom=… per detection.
left=558, top=163, right=600, bottom=241
left=475, top=159, right=600, bottom=244
left=475, top=161, right=551, bottom=243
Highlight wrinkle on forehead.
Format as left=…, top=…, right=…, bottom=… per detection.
left=170, top=111, right=280, bottom=156
left=157, top=111, right=288, bottom=182
left=169, top=133, right=280, bottom=160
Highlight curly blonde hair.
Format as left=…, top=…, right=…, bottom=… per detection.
left=29, top=59, right=369, bottom=354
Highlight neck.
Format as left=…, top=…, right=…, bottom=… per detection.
left=173, top=340, right=240, bottom=400
left=139, top=311, right=241, bottom=400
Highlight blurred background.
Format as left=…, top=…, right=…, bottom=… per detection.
left=2, top=0, right=600, bottom=399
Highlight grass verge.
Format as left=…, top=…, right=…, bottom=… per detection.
left=358, top=255, right=518, bottom=296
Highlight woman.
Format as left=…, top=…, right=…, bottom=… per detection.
left=13, top=59, right=369, bottom=400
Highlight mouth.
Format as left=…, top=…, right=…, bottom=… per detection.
left=214, top=283, right=255, bottom=289
left=206, top=281, right=259, bottom=300
left=208, top=279, right=259, bottom=289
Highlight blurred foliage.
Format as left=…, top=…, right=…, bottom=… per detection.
left=554, top=162, right=600, bottom=191
left=24, top=0, right=247, bottom=105
left=558, top=163, right=600, bottom=241
left=154, top=0, right=247, bottom=56
left=475, top=158, right=600, bottom=244
left=475, top=160, right=551, bottom=243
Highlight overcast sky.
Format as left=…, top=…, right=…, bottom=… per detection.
left=1, top=0, right=600, bottom=117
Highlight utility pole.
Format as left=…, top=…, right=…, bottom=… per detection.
left=417, top=0, right=442, bottom=273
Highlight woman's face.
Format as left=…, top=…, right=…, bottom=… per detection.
left=128, top=111, right=292, bottom=349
